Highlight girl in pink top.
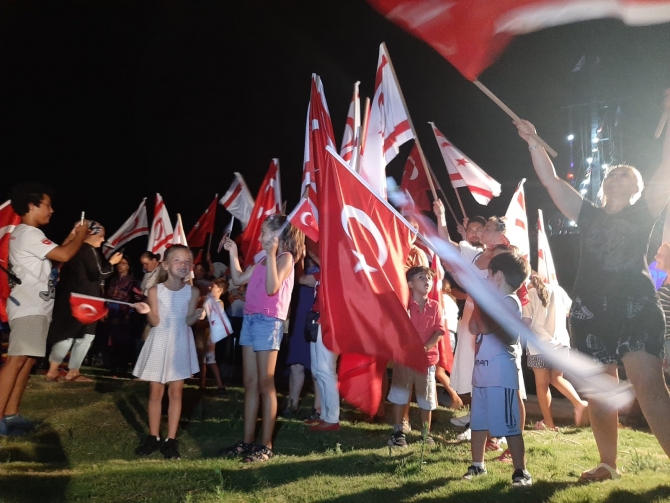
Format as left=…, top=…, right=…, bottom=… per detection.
left=221, top=215, right=304, bottom=462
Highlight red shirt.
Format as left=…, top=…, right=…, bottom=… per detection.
left=408, top=297, right=445, bottom=366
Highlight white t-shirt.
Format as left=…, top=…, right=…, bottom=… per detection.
left=442, top=294, right=459, bottom=334
left=472, top=294, right=521, bottom=389
left=6, top=224, right=58, bottom=321
left=527, top=284, right=572, bottom=355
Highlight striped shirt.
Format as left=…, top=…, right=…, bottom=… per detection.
left=659, top=284, right=670, bottom=341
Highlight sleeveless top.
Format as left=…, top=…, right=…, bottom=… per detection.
left=244, top=252, right=295, bottom=320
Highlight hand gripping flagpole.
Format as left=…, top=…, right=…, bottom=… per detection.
left=387, top=178, right=634, bottom=410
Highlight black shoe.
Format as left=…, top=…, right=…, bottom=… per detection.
left=512, top=468, right=532, bottom=487
left=135, top=435, right=161, bottom=456
left=216, top=387, right=228, bottom=396
left=161, top=438, right=181, bottom=459
left=463, top=465, right=487, bottom=480
left=387, top=431, right=408, bottom=448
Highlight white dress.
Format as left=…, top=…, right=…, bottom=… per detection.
left=133, top=283, right=199, bottom=384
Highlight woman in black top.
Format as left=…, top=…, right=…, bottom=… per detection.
left=515, top=90, right=670, bottom=481
left=46, top=221, right=122, bottom=381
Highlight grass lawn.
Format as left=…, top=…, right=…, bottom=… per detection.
left=1, top=371, right=670, bottom=503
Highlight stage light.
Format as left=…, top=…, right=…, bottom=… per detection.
left=567, top=134, right=574, bottom=141
left=587, top=157, right=593, bottom=164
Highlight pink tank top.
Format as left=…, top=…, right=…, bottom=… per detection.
left=243, top=252, right=295, bottom=320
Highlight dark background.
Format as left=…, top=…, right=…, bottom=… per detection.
left=2, top=1, right=669, bottom=287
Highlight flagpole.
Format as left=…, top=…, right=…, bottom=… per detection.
left=428, top=169, right=460, bottom=223
left=355, top=97, right=371, bottom=174
left=472, top=80, right=558, bottom=158
left=206, top=193, right=218, bottom=256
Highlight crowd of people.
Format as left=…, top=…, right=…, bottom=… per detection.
left=1, top=92, right=670, bottom=487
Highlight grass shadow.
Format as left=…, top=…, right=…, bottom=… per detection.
left=602, top=485, right=670, bottom=502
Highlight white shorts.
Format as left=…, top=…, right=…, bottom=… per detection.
left=8, top=315, right=50, bottom=357
left=204, top=351, right=216, bottom=365
left=470, top=386, right=522, bottom=438
left=387, top=364, right=437, bottom=411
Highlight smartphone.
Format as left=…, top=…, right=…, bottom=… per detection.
left=117, top=247, right=125, bottom=255
left=80, top=211, right=85, bottom=225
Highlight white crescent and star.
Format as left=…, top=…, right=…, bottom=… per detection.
left=300, top=212, right=313, bottom=227
left=341, top=204, right=388, bottom=281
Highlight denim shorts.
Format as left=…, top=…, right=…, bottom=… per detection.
left=240, top=313, right=284, bottom=351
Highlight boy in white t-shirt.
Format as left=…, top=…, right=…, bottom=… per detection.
left=464, top=251, right=532, bottom=487
left=0, top=183, right=89, bottom=436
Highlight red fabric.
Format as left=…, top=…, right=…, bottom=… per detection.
left=288, top=196, right=319, bottom=243
left=320, top=147, right=428, bottom=416
left=193, top=249, right=203, bottom=265
left=407, top=298, right=445, bottom=366
left=367, top=0, right=670, bottom=81
left=0, top=201, right=20, bottom=323
left=399, top=144, right=432, bottom=212
left=239, top=159, right=282, bottom=269
left=427, top=250, right=453, bottom=372
left=70, top=293, right=109, bottom=324
left=187, top=196, right=218, bottom=248
left=337, top=353, right=385, bottom=416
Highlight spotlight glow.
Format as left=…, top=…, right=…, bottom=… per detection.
left=587, top=157, right=593, bottom=164
left=567, top=134, right=575, bottom=141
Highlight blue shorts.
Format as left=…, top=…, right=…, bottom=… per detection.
left=240, top=313, right=284, bottom=351
left=471, top=386, right=522, bottom=438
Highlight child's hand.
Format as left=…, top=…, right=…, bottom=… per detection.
left=262, top=235, right=279, bottom=254
left=196, top=308, right=206, bottom=320
left=223, top=236, right=237, bottom=254
left=134, top=302, right=151, bottom=314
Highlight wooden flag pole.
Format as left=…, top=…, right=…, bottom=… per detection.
left=355, top=97, right=371, bottom=174
left=473, top=80, right=558, bottom=158
left=655, top=113, right=668, bottom=138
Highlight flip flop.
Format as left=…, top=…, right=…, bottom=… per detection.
left=64, top=374, right=93, bottom=382
left=45, top=375, right=60, bottom=383
left=579, top=463, right=621, bottom=482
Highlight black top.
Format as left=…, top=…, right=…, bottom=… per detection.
left=573, top=199, right=658, bottom=302
left=47, top=243, right=115, bottom=343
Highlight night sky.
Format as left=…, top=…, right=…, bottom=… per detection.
left=2, top=1, right=669, bottom=285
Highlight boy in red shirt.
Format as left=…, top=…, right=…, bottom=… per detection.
left=387, top=266, right=446, bottom=447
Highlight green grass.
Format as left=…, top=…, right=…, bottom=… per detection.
left=2, top=373, right=670, bottom=503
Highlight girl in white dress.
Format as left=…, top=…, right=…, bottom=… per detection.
left=133, top=245, right=205, bottom=459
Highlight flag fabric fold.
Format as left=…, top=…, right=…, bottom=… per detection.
left=359, top=43, right=415, bottom=195
left=187, top=196, right=218, bottom=248
left=320, top=145, right=427, bottom=416
left=239, top=159, right=282, bottom=269
left=430, top=122, right=501, bottom=205
left=537, top=209, right=557, bottom=284
left=218, top=216, right=235, bottom=253
left=103, top=198, right=149, bottom=258
left=399, top=144, right=432, bottom=212
left=0, top=200, right=21, bottom=323
left=70, top=293, right=109, bottom=324
left=367, top=0, right=670, bottom=81
left=204, top=294, right=233, bottom=343
left=220, top=174, right=255, bottom=230
left=287, top=195, right=320, bottom=243
left=340, top=81, right=361, bottom=164
left=147, top=193, right=174, bottom=259
left=504, top=179, right=530, bottom=259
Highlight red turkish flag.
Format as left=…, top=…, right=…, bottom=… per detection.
left=368, top=0, right=670, bottom=81
left=399, top=144, right=432, bottom=211
left=287, top=196, right=319, bottom=243
left=427, top=251, right=453, bottom=373
left=187, top=196, right=218, bottom=248
left=0, top=200, right=21, bottom=323
left=240, top=159, right=282, bottom=269
left=70, top=293, right=109, bottom=324
left=320, top=146, right=428, bottom=415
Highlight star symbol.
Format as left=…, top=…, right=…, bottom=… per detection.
left=456, top=158, right=468, bottom=167
left=351, top=249, right=378, bottom=282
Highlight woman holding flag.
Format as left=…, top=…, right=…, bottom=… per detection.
left=515, top=90, right=670, bottom=481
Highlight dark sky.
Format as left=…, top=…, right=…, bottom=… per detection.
left=2, top=1, right=669, bottom=283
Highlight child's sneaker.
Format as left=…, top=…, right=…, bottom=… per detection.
left=463, top=465, right=487, bottom=480
left=135, top=435, right=162, bottom=456
left=512, top=468, right=533, bottom=487
left=485, top=438, right=502, bottom=452
left=387, top=431, right=408, bottom=448
left=456, top=427, right=471, bottom=441
left=161, top=438, right=181, bottom=459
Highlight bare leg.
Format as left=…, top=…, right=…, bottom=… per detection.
left=623, top=351, right=670, bottom=459
left=532, top=368, right=554, bottom=428
left=46, top=361, right=61, bottom=380
left=207, top=363, right=225, bottom=389
left=506, top=434, right=527, bottom=471
left=471, top=430, right=487, bottom=463
left=166, top=380, right=184, bottom=439
left=419, top=408, right=432, bottom=432
left=199, top=361, right=207, bottom=389
left=392, top=403, right=404, bottom=428
left=376, top=370, right=388, bottom=418
left=1, top=357, right=35, bottom=417
left=518, top=392, right=526, bottom=431
left=584, top=363, right=619, bottom=474
left=256, top=350, right=279, bottom=449
left=148, top=382, right=166, bottom=438
left=288, top=364, right=305, bottom=410
left=242, top=346, right=259, bottom=444
left=435, top=366, right=463, bottom=409
left=549, top=370, right=588, bottom=426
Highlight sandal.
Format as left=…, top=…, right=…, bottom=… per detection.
left=534, top=420, right=559, bottom=432
left=219, top=440, right=255, bottom=457
left=496, top=448, right=513, bottom=463
left=579, top=463, right=621, bottom=482
left=242, top=444, right=274, bottom=463
left=65, top=374, right=93, bottom=383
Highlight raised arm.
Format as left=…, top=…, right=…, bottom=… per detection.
left=515, top=120, right=583, bottom=222
left=644, top=89, right=670, bottom=216
left=263, top=237, right=293, bottom=296
left=223, top=236, right=255, bottom=286
left=432, top=200, right=459, bottom=247
left=46, top=222, right=89, bottom=263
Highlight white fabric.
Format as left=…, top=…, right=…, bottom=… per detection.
left=133, top=283, right=199, bottom=384
left=147, top=193, right=174, bottom=259
left=527, top=285, right=572, bottom=355
left=442, top=293, right=459, bottom=335
left=388, top=364, right=437, bottom=411
left=204, top=295, right=232, bottom=343
left=7, top=224, right=58, bottom=321
left=220, top=174, right=255, bottom=229
left=472, top=295, right=521, bottom=390
left=503, top=180, right=530, bottom=259
left=310, top=326, right=339, bottom=423
left=49, top=333, right=95, bottom=369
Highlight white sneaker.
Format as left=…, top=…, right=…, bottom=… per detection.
left=450, top=414, right=470, bottom=427
left=456, top=427, right=471, bottom=441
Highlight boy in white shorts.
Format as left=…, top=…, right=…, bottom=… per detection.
left=388, top=266, right=445, bottom=447
left=0, top=183, right=88, bottom=436
left=464, top=251, right=532, bottom=487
